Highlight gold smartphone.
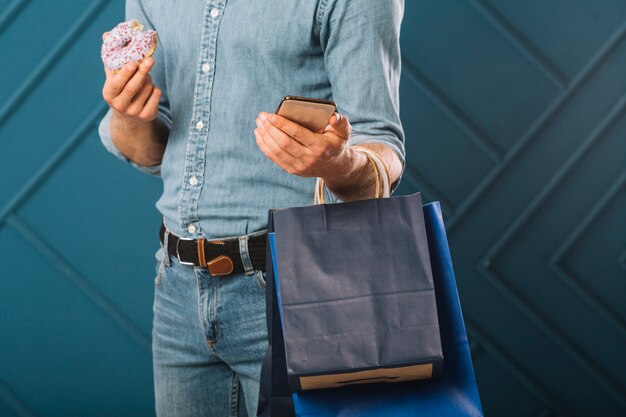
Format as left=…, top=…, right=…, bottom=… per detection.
left=275, top=96, right=337, bottom=134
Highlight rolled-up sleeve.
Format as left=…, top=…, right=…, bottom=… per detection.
left=319, top=0, right=406, bottom=199
left=97, top=0, right=172, bottom=177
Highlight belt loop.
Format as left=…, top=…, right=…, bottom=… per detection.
left=163, top=227, right=171, bottom=267
left=239, top=235, right=254, bottom=275
left=197, top=238, right=207, bottom=268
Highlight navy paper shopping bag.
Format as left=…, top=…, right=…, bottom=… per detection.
left=271, top=193, right=443, bottom=392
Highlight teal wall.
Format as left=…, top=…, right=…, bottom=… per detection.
left=1, top=1, right=624, bottom=416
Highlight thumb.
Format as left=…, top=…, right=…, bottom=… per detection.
left=328, top=112, right=351, bottom=139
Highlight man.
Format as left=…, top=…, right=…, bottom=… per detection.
left=98, top=0, right=405, bottom=415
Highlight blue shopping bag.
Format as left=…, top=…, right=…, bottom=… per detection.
left=257, top=198, right=483, bottom=417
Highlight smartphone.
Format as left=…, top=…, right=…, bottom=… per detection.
left=275, top=96, right=337, bottom=134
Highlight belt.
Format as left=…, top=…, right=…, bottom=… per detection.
left=159, top=224, right=267, bottom=276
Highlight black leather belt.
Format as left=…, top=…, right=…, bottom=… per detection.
left=159, top=224, right=267, bottom=276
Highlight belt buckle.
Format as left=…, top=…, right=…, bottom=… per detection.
left=176, top=237, right=196, bottom=266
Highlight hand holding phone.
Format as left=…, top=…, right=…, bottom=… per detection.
left=255, top=95, right=352, bottom=181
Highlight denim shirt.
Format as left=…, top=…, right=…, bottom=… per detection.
left=99, top=0, right=405, bottom=240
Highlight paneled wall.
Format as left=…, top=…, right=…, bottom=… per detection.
left=396, top=2, right=626, bottom=416
left=1, top=1, right=624, bottom=416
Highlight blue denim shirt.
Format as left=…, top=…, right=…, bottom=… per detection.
left=99, top=0, right=405, bottom=240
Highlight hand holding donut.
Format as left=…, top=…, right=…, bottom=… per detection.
left=102, top=49, right=161, bottom=122
left=101, top=20, right=160, bottom=123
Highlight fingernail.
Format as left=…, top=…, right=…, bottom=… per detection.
left=259, top=113, right=267, bottom=121
left=268, top=114, right=277, bottom=123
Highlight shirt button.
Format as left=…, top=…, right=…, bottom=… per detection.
left=196, top=120, right=204, bottom=130
left=187, top=224, right=197, bottom=234
left=210, top=8, right=220, bottom=18
left=189, top=175, right=198, bottom=186
left=202, top=63, right=211, bottom=73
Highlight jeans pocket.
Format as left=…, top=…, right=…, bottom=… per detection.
left=255, top=270, right=267, bottom=289
left=154, top=246, right=166, bottom=286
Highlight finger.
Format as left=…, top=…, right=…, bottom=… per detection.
left=102, top=31, right=109, bottom=41
left=126, top=82, right=154, bottom=116
left=138, top=87, right=162, bottom=120
left=112, top=60, right=154, bottom=107
left=254, top=128, right=274, bottom=160
left=103, top=62, right=139, bottom=100
left=103, top=65, right=114, bottom=80
left=263, top=113, right=320, bottom=149
left=256, top=117, right=300, bottom=160
left=255, top=127, right=305, bottom=175
left=254, top=128, right=292, bottom=172
left=257, top=114, right=308, bottom=158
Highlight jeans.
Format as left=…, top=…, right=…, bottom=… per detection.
left=151, top=241, right=268, bottom=417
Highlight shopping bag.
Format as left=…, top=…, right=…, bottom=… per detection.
left=257, top=197, right=483, bottom=417
left=273, top=193, right=443, bottom=391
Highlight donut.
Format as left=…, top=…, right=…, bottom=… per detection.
left=101, top=19, right=158, bottom=72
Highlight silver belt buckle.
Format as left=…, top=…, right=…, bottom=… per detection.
left=176, top=237, right=196, bottom=266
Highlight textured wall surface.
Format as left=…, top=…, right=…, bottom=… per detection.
left=0, top=1, right=624, bottom=416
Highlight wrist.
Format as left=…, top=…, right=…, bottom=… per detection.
left=320, top=146, right=362, bottom=184
left=321, top=146, right=367, bottom=192
left=109, top=110, right=167, bottom=167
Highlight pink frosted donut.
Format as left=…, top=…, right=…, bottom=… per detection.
left=101, top=19, right=158, bottom=72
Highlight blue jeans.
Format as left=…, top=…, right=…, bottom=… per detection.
left=151, top=241, right=268, bottom=417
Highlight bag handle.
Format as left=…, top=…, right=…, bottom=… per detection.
left=314, top=145, right=392, bottom=205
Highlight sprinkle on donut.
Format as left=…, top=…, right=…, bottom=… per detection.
left=101, top=19, right=158, bottom=72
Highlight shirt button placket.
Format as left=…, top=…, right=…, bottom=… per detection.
left=183, top=3, right=221, bottom=235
